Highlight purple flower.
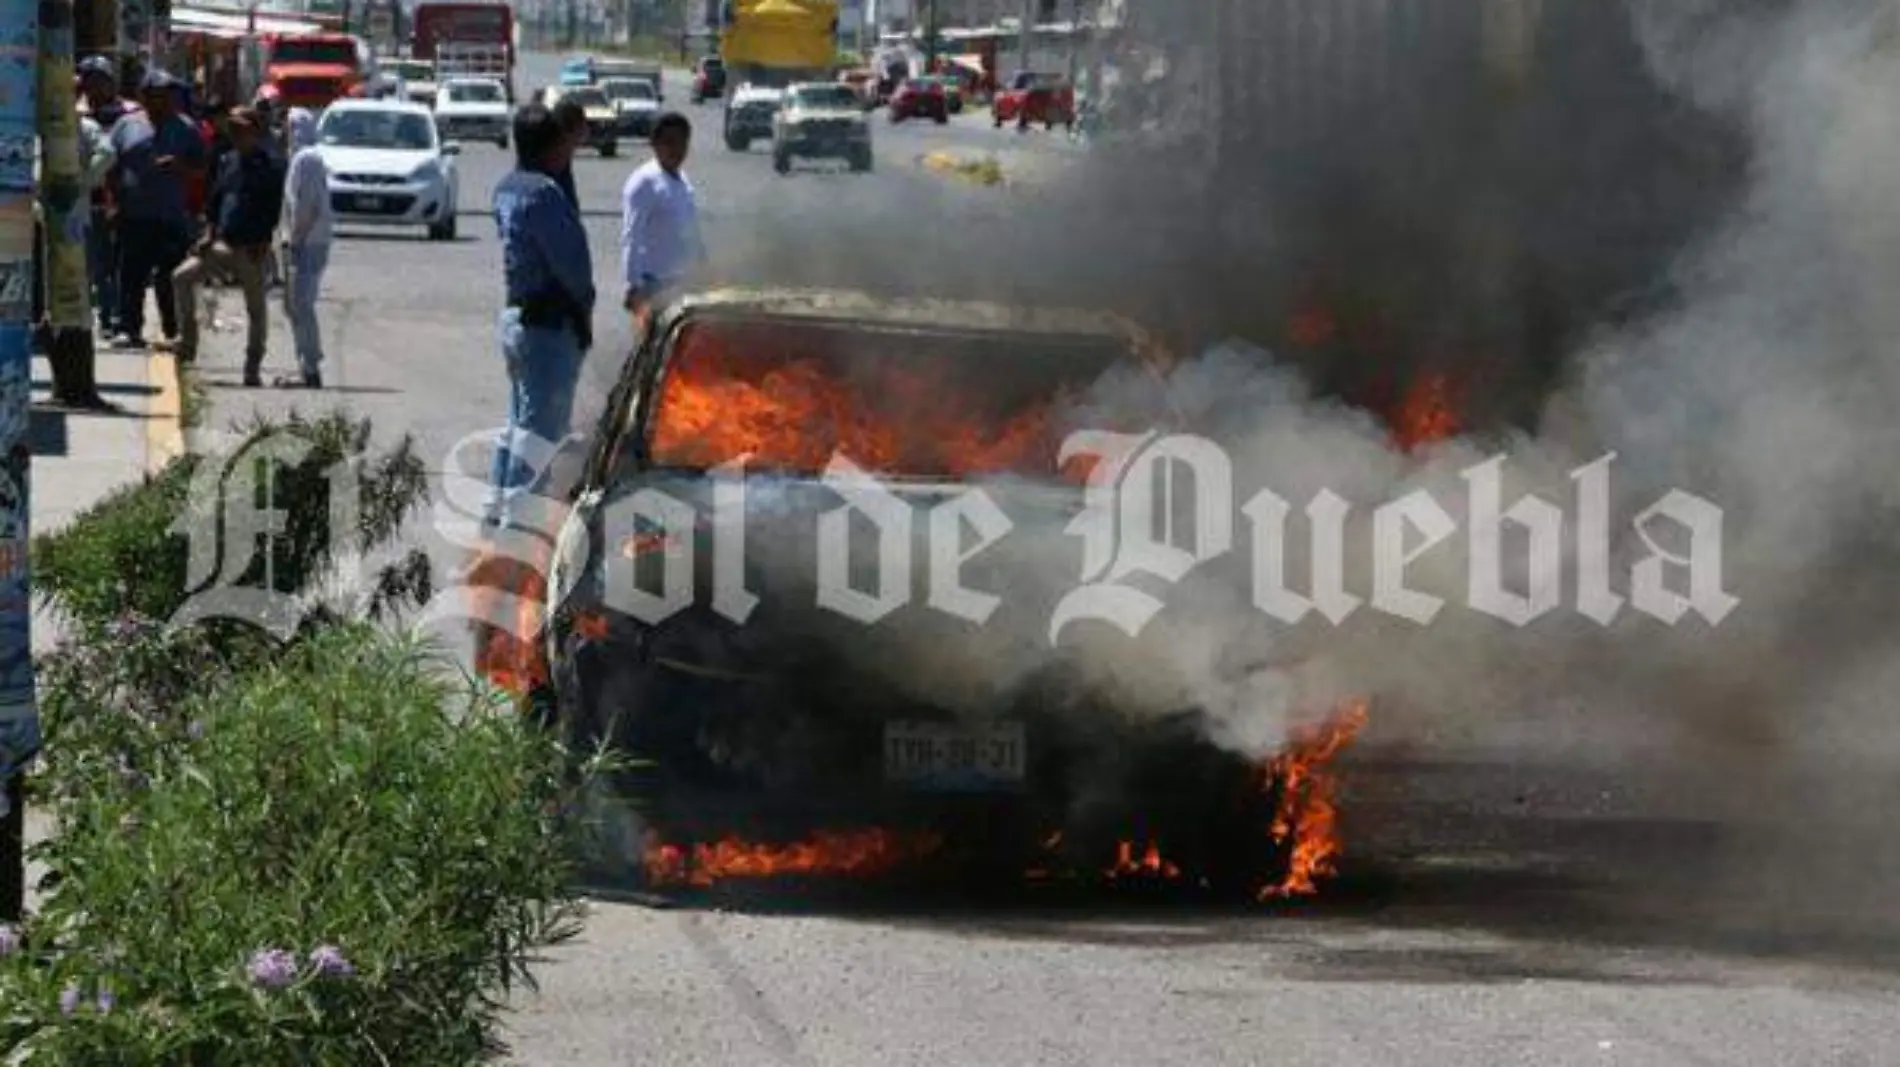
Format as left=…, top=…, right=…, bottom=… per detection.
left=247, top=948, right=298, bottom=990
left=57, top=985, right=80, bottom=1016
left=309, top=944, right=353, bottom=977
left=0, top=924, right=19, bottom=958
left=186, top=720, right=205, bottom=741
left=95, top=989, right=115, bottom=1014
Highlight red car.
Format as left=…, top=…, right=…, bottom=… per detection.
left=993, top=71, right=1074, bottom=130
left=888, top=77, right=948, bottom=124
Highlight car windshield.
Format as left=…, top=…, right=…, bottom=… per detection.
left=641, top=317, right=1134, bottom=479
left=319, top=108, right=435, bottom=151
left=562, top=87, right=608, bottom=108
left=603, top=80, right=654, bottom=100
left=793, top=86, right=859, bottom=108
left=270, top=39, right=356, bottom=66
left=446, top=80, right=504, bottom=102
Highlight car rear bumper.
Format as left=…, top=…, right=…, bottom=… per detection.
left=437, top=114, right=508, bottom=141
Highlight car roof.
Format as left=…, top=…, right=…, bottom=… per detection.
left=655, top=288, right=1151, bottom=345
left=324, top=98, right=432, bottom=117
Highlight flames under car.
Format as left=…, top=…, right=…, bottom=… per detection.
left=484, top=290, right=1367, bottom=898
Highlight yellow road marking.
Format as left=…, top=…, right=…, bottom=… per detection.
left=144, top=350, right=184, bottom=474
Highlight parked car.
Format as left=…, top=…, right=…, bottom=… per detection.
left=316, top=98, right=461, bottom=240
left=993, top=71, right=1075, bottom=130
left=888, top=77, right=948, bottom=124
left=691, top=55, right=727, bottom=102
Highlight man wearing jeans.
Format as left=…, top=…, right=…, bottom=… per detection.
left=487, top=103, right=594, bottom=529
left=77, top=56, right=134, bottom=338
left=279, top=108, right=332, bottom=388
left=172, top=107, right=282, bottom=384
left=107, top=70, right=204, bottom=349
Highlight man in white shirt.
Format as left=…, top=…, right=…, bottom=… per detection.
left=619, top=112, right=704, bottom=326
left=279, top=107, right=333, bottom=388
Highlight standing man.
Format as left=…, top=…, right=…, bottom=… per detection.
left=279, top=108, right=332, bottom=389
left=171, top=107, right=281, bottom=383
left=76, top=56, right=133, bottom=339
left=488, top=103, right=594, bottom=529
left=107, top=70, right=204, bottom=350
left=619, top=113, right=703, bottom=328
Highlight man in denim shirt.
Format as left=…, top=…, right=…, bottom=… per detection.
left=488, top=103, right=595, bottom=529
left=172, top=107, right=283, bottom=383
left=106, top=70, right=205, bottom=349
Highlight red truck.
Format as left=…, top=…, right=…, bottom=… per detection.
left=411, top=2, right=516, bottom=101
left=257, top=32, right=369, bottom=110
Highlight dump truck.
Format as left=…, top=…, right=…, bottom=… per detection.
left=256, top=31, right=370, bottom=110
left=412, top=1, right=516, bottom=100
left=720, top=0, right=839, bottom=89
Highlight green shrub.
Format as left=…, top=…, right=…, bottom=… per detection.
left=1, top=625, right=593, bottom=1065
left=32, top=411, right=429, bottom=635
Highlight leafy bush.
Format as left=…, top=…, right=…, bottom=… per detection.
left=33, top=411, right=429, bottom=635
left=1, top=624, right=592, bottom=1065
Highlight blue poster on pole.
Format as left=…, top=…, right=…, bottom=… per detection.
left=0, top=0, right=35, bottom=805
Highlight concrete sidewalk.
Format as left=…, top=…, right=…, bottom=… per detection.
left=21, top=340, right=184, bottom=911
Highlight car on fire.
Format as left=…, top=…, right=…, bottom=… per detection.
left=542, top=83, right=620, bottom=156
left=888, top=76, right=949, bottom=124
left=723, top=83, right=784, bottom=151
left=772, top=83, right=873, bottom=174
left=993, top=71, right=1075, bottom=130
left=510, top=288, right=1321, bottom=898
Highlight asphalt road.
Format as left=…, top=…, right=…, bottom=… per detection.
left=185, top=54, right=1900, bottom=1067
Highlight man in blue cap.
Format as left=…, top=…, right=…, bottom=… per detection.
left=105, top=69, right=205, bottom=350
left=77, top=55, right=134, bottom=338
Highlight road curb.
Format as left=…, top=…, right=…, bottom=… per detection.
left=143, top=350, right=184, bottom=475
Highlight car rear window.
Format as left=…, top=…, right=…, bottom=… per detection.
left=641, top=317, right=1135, bottom=479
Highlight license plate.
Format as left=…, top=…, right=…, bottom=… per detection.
left=883, top=720, right=1026, bottom=791
left=355, top=194, right=382, bottom=210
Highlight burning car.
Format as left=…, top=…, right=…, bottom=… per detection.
left=477, top=289, right=1368, bottom=899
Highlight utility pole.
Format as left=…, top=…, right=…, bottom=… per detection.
left=1017, top=0, right=1033, bottom=76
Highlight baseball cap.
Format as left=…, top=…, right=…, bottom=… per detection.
left=77, top=55, right=115, bottom=79
left=139, top=69, right=178, bottom=92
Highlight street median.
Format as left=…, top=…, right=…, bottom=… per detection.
left=4, top=411, right=605, bottom=1062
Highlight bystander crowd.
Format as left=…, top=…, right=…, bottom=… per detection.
left=106, top=70, right=204, bottom=350
left=172, top=107, right=283, bottom=384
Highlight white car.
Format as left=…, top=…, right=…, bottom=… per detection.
left=383, top=58, right=437, bottom=106
left=600, top=77, right=660, bottom=138
left=434, top=76, right=511, bottom=148
left=318, top=99, right=462, bottom=241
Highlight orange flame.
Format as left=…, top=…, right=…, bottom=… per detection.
left=643, top=830, right=946, bottom=888
left=1390, top=374, right=1461, bottom=451
left=1260, top=700, right=1371, bottom=899
left=1104, top=839, right=1183, bottom=881
left=648, top=322, right=1101, bottom=481
left=469, top=553, right=551, bottom=696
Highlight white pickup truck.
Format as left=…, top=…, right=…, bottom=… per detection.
left=433, top=76, right=511, bottom=148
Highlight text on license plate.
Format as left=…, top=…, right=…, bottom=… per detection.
left=883, top=720, right=1026, bottom=789
left=355, top=195, right=382, bottom=209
